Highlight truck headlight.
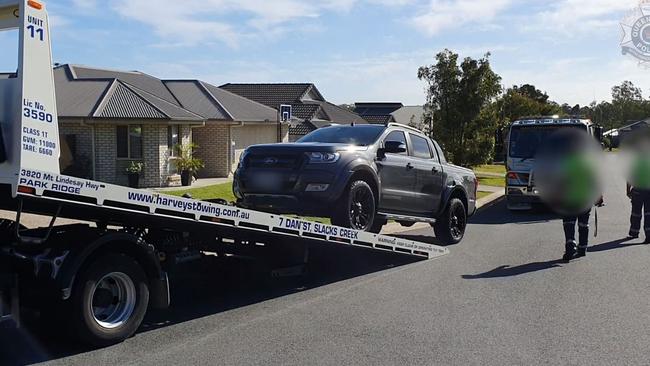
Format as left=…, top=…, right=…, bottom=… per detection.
left=307, top=152, right=340, bottom=164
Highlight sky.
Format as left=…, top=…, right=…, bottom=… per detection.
left=1, top=0, right=649, bottom=107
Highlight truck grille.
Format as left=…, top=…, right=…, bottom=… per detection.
left=245, top=155, right=303, bottom=169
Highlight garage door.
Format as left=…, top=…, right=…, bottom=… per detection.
left=231, top=125, right=278, bottom=172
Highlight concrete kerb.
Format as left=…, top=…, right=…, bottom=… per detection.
left=381, top=187, right=505, bottom=235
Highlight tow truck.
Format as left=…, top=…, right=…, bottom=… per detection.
left=505, top=116, right=603, bottom=210
left=0, top=0, right=448, bottom=346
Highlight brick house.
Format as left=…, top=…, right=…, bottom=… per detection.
left=164, top=80, right=288, bottom=177
left=55, top=65, right=204, bottom=187
left=55, top=65, right=289, bottom=187
left=220, top=83, right=367, bottom=141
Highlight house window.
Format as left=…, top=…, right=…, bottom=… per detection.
left=116, top=125, right=143, bottom=159
left=168, top=125, right=180, bottom=157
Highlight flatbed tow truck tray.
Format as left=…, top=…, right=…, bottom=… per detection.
left=0, top=0, right=448, bottom=345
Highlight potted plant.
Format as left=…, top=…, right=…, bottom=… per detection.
left=174, top=143, right=204, bottom=186
left=126, top=161, right=144, bottom=188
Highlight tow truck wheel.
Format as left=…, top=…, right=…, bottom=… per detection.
left=331, top=180, right=377, bottom=232
left=433, top=198, right=467, bottom=245
left=70, top=253, right=149, bottom=347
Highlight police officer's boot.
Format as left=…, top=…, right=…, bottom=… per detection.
left=563, top=241, right=577, bottom=262
left=575, top=248, right=587, bottom=258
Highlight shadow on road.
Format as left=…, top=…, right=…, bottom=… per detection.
left=587, top=238, right=646, bottom=253
left=470, top=201, right=558, bottom=225
left=0, top=246, right=421, bottom=365
left=462, top=260, right=565, bottom=279
left=462, top=238, right=646, bottom=280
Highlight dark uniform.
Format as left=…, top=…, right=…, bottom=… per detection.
left=628, top=154, right=650, bottom=242
left=629, top=189, right=650, bottom=240
left=563, top=210, right=591, bottom=259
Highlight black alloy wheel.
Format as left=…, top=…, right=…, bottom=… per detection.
left=331, top=180, right=377, bottom=232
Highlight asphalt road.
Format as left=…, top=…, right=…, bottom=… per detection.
left=2, top=152, right=650, bottom=365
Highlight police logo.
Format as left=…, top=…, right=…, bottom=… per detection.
left=621, top=1, right=650, bottom=66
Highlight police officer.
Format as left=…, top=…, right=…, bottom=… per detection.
left=627, top=149, right=650, bottom=242
left=535, top=128, right=603, bottom=262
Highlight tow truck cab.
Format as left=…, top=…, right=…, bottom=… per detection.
left=505, top=117, right=603, bottom=211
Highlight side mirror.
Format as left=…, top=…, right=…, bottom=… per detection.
left=384, top=140, right=407, bottom=154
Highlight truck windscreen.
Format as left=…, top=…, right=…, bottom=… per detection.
left=509, top=125, right=587, bottom=159
left=298, top=125, right=386, bottom=146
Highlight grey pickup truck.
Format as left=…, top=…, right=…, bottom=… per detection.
left=233, top=123, right=477, bottom=244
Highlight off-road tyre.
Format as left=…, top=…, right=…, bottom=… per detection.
left=433, top=198, right=467, bottom=245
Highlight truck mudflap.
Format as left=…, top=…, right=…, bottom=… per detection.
left=0, top=273, right=19, bottom=327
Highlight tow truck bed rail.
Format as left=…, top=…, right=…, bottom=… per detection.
left=0, top=180, right=445, bottom=258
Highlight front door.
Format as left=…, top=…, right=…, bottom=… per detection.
left=377, top=130, right=417, bottom=213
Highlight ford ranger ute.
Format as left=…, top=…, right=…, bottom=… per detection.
left=234, top=123, right=477, bottom=244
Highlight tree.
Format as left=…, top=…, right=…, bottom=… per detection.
left=612, top=81, right=645, bottom=127
left=612, top=80, right=642, bottom=102
left=512, top=84, right=549, bottom=104
left=498, top=85, right=562, bottom=124
left=418, top=49, right=502, bottom=166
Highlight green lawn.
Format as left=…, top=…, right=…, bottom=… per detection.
left=473, top=164, right=506, bottom=175
left=478, top=176, right=505, bottom=188
left=167, top=182, right=236, bottom=201
left=476, top=191, right=493, bottom=200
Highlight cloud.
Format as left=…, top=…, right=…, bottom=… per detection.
left=412, top=0, right=514, bottom=36
left=496, top=54, right=650, bottom=105
left=71, top=0, right=97, bottom=9
left=523, top=0, right=638, bottom=36
left=108, top=0, right=382, bottom=47
left=48, top=14, right=70, bottom=29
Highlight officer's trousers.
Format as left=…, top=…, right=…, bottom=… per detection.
left=630, top=189, right=650, bottom=238
left=563, top=210, right=591, bottom=252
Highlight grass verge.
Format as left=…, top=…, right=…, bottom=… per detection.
left=478, top=176, right=505, bottom=188
left=166, top=182, right=235, bottom=201
left=477, top=191, right=493, bottom=200
left=473, top=164, right=505, bottom=175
